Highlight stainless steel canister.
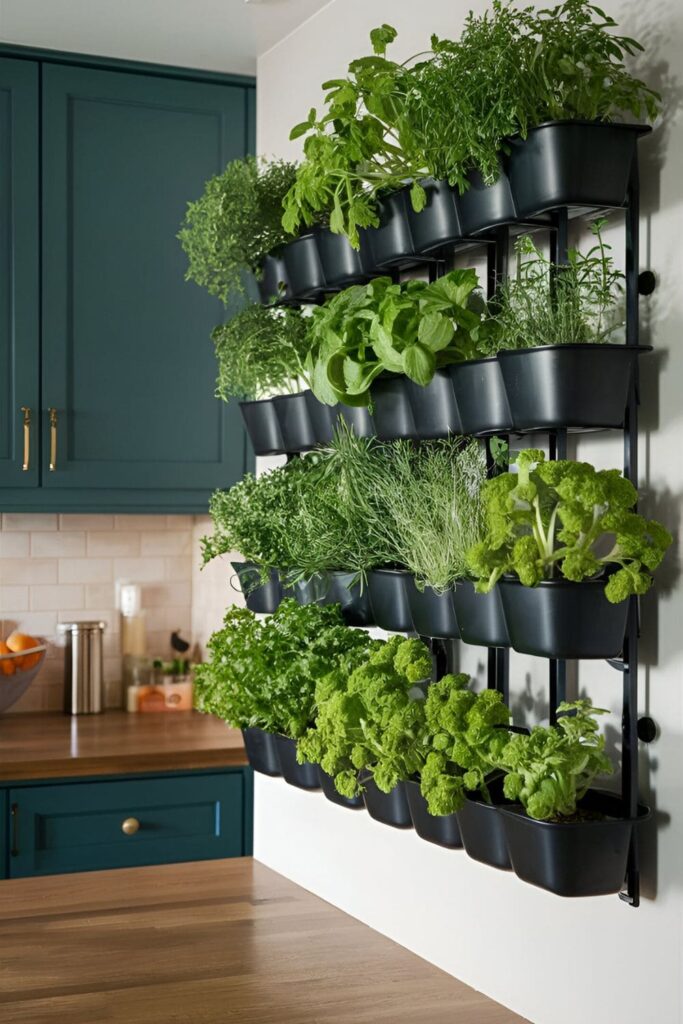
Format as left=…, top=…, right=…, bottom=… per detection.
left=59, top=621, right=106, bottom=714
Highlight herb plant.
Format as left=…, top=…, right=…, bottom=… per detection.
left=467, top=449, right=672, bottom=602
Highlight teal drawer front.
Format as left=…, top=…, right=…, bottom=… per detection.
left=8, top=771, right=248, bottom=877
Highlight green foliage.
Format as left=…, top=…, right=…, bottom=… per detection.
left=467, top=449, right=672, bottom=602
left=498, top=699, right=613, bottom=820
left=178, top=157, right=297, bottom=302
left=194, top=599, right=378, bottom=738
left=212, top=304, right=313, bottom=401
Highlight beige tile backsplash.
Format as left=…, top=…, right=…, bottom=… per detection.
left=0, top=513, right=239, bottom=714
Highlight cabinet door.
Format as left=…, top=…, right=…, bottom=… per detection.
left=0, top=58, right=39, bottom=489
left=41, top=64, right=250, bottom=494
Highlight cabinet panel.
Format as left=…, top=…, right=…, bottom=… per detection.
left=0, top=58, right=39, bottom=489
left=41, top=64, right=250, bottom=493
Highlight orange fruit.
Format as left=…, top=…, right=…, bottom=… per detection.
left=0, top=641, right=16, bottom=676
left=6, top=632, right=41, bottom=670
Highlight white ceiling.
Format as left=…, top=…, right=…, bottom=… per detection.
left=0, top=0, right=332, bottom=76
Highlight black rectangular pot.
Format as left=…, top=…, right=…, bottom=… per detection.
left=338, top=403, right=376, bottom=438
left=274, top=734, right=321, bottom=790
left=500, top=790, right=649, bottom=898
left=257, top=251, right=291, bottom=304
left=498, top=577, right=629, bottom=659
left=451, top=581, right=510, bottom=648
left=456, top=777, right=513, bottom=870
left=362, top=777, right=413, bottom=829
left=367, top=569, right=414, bottom=632
left=447, top=359, right=512, bottom=436
left=406, top=577, right=460, bottom=639
left=272, top=391, right=318, bottom=452
left=508, top=121, right=651, bottom=219
left=327, top=571, right=374, bottom=627
left=231, top=561, right=283, bottom=614
left=405, top=779, right=463, bottom=849
left=371, top=376, right=417, bottom=440
left=239, top=398, right=284, bottom=456
left=241, top=727, right=282, bottom=777
left=303, top=393, right=376, bottom=445
left=281, top=233, right=326, bottom=300
left=406, top=178, right=465, bottom=255
left=407, top=370, right=462, bottom=440
left=315, top=226, right=373, bottom=288
left=497, top=344, right=652, bottom=432
left=319, top=767, right=365, bottom=809
left=457, top=165, right=516, bottom=236
left=362, top=189, right=416, bottom=269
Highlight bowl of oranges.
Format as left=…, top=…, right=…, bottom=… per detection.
left=0, top=633, right=47, bottom=712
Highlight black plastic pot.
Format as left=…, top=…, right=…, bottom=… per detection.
left=457, top=165, right=516, bottom=237
left=456, top=776, right=513, bottom=870
left=363, top=189, right=416, bottom=269
left=231, top=561, right=283, bottom=614
left=451, top=581, right=510, bottom=648
left=406, top=578, right=460, bottom=639
left=500, top=790, right=650, bottom=897
left=327, top=571, right=374, bottom=627
left=406, top=179, right=465, bottom=255
left=272, top=391, right=317, bottom=452
left=371, top=377, right=417, bottom=440
left=405, top=779, right=463, bottom=849
left=362, top=778, right=413, bottom=829
left=498, top=344, right=652, bottom=432
left=448, top=359, right=512, bottom=436
left=508, top=121, right=650, bottom=219
left=338, top=403, right=376, bottom=438
left=499, top=577, right=630, bottom=659
left=407, top=370, right=462, bottom=440
left=304, top=393, right=376, bottom=445
left=367, top=569, right=414, bottom=632
left=257, top=252, right=291, bottom=304
left=319, top=768, right=365, bottom=809
left=273, top=735, right=321, bottom=790
left=239, top=398, right=284, bottom=456
left=241, top=727, right=282, bottom=777
left=281, top=233, right=326, bottom=300
left=315, top=226, right=372, bottom=289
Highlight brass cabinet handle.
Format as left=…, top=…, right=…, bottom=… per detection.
left=49, top=407, right=58, bottom=471
left=121, top=817, right=140, bottom=836
left=20, top=407, right=31, bottom=471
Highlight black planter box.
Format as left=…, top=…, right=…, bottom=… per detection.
left=498, top=344, right=651, bottom=432
left=407, top=370, right=462, bottom=440
left=327, top=571, right=374, bottom=627
left=406, top=179, right=465, bottom=255
left=448, top=359, right=512, bottom=436
left=304, top=393, right=376, bottom=445
left=315, top=227, right=373, bottom=288
left=508, top=121, right=650, bottom=219
left=405, top=779, right=463, bottom=849
left=319, top=767, right=365, bottom=809
left=231, top=561, right=283, bottom=614
left=338, top=403, right=376, bottom=438
left=257, top=252, right=291, bottom=304
left=241, top=727, right=282, bottom=777
left=367, top=569, right=414, bottom=632
left=456, top=777, right=513, bottom=870
left=371, top=377, right=417, bottom=440
left=272, top=391, right=317, bottom=452
left=406, top=578, right=460, bottom=639
left=362, top=777, right=413, bottom=829
left=451, top=581, right=510, bottom=648
left=500, top=790, right=649, bottom=897
left=457, top=165, right=516, bottom=236
left=239, top=398, right=284, bottom=456
left=363, top=189, right=416, bottom=269
left=274, top=735, right=321, bottom=790
left=498, top=577, right=629, bottom=659
left=281, top=233, right=326, bottom=300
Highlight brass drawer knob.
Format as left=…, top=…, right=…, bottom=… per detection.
left=121, top=817, right=140, bottom=836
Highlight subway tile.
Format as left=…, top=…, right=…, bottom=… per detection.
left=114, top=514, right=168, bottom=531
left=57, top=608, right=119, bottom=635
left=0, top=559, right=58, bottom=585
left=0, top=532, right=30, bottom=557
left=141, top=531, right=192, bottom=557
left=60, top=514, right=114, bottom=531
left=87, top=531, right=141, bottom=557
left=0, top=586, right=30, bottom=613
left=144, top=606, right=191, bottom=634
left=103, top=656, right=122, bottom=684
left=164, top=557, right=193, bottom=582
left=2, top=513, right=57, bottom=531
left=31, top=531, right=86, bottom=557
left=58, top=558, right=113, bottom=584
left=113, top=558, right=165, bottom=583
left=30, top=584, right=85, bottom=612
left=42, top=683, right=64, bottom=712
left=8, top=684, right=44, bottom=713
left=2, top=610, right=58, bottom=639
left=85, top=582, right=116, bottom=608
left=166, top=515, right=194, bottom=530
left=141, top=582, right=192, bottom=607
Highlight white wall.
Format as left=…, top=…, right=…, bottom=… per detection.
left=255, top=3, right=683, bottom=1022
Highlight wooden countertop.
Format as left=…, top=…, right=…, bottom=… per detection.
left=0, top=710, right=246, bottom=781
left=0, top=858, right=528, bottom=1024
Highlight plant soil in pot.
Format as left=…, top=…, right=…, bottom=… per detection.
left=231, top=561, right=283, bottom=615
left=500, top=789, right=650, bottom=897
left=508, top=121, right=651, bottom=219
left=318, top=768, right=364, bottom=809
left=405, top=779, right=463, bottom=849
left=457, top=165, right=517, bottom=237
left=315, top=226, right=372, bottom=288
left=272, top=392, right=318, bottom=452
left=274, top=735, right=321, bottom=790
left=367, top=569, right=414, bottom=632
left=362, top=777, right=413, bottom=829
left=406, top=577, right=460, bottom=639
left=362, top=189, right=416, bottom=269
left=451, top=581, right=510, bottom=648
left=498, top=577, right=629, bottom=659
left=239, top=398, right=284, bottom=456
left=406, top=179, right=465, bottom=255
left=407, top=370, right=462, bottom=440
left=241, top=727, right=282, bottom=777
left=456, top=776, right=513, bottom=870
left=448, top=359, right=512, bottom=436
left=371, top=377, right=417, bottom=440
left=257, top=251, right=291, bottom=304
left=281, top=233, right=326, bottom=300
left=498, top=344, right=652, bottom=432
